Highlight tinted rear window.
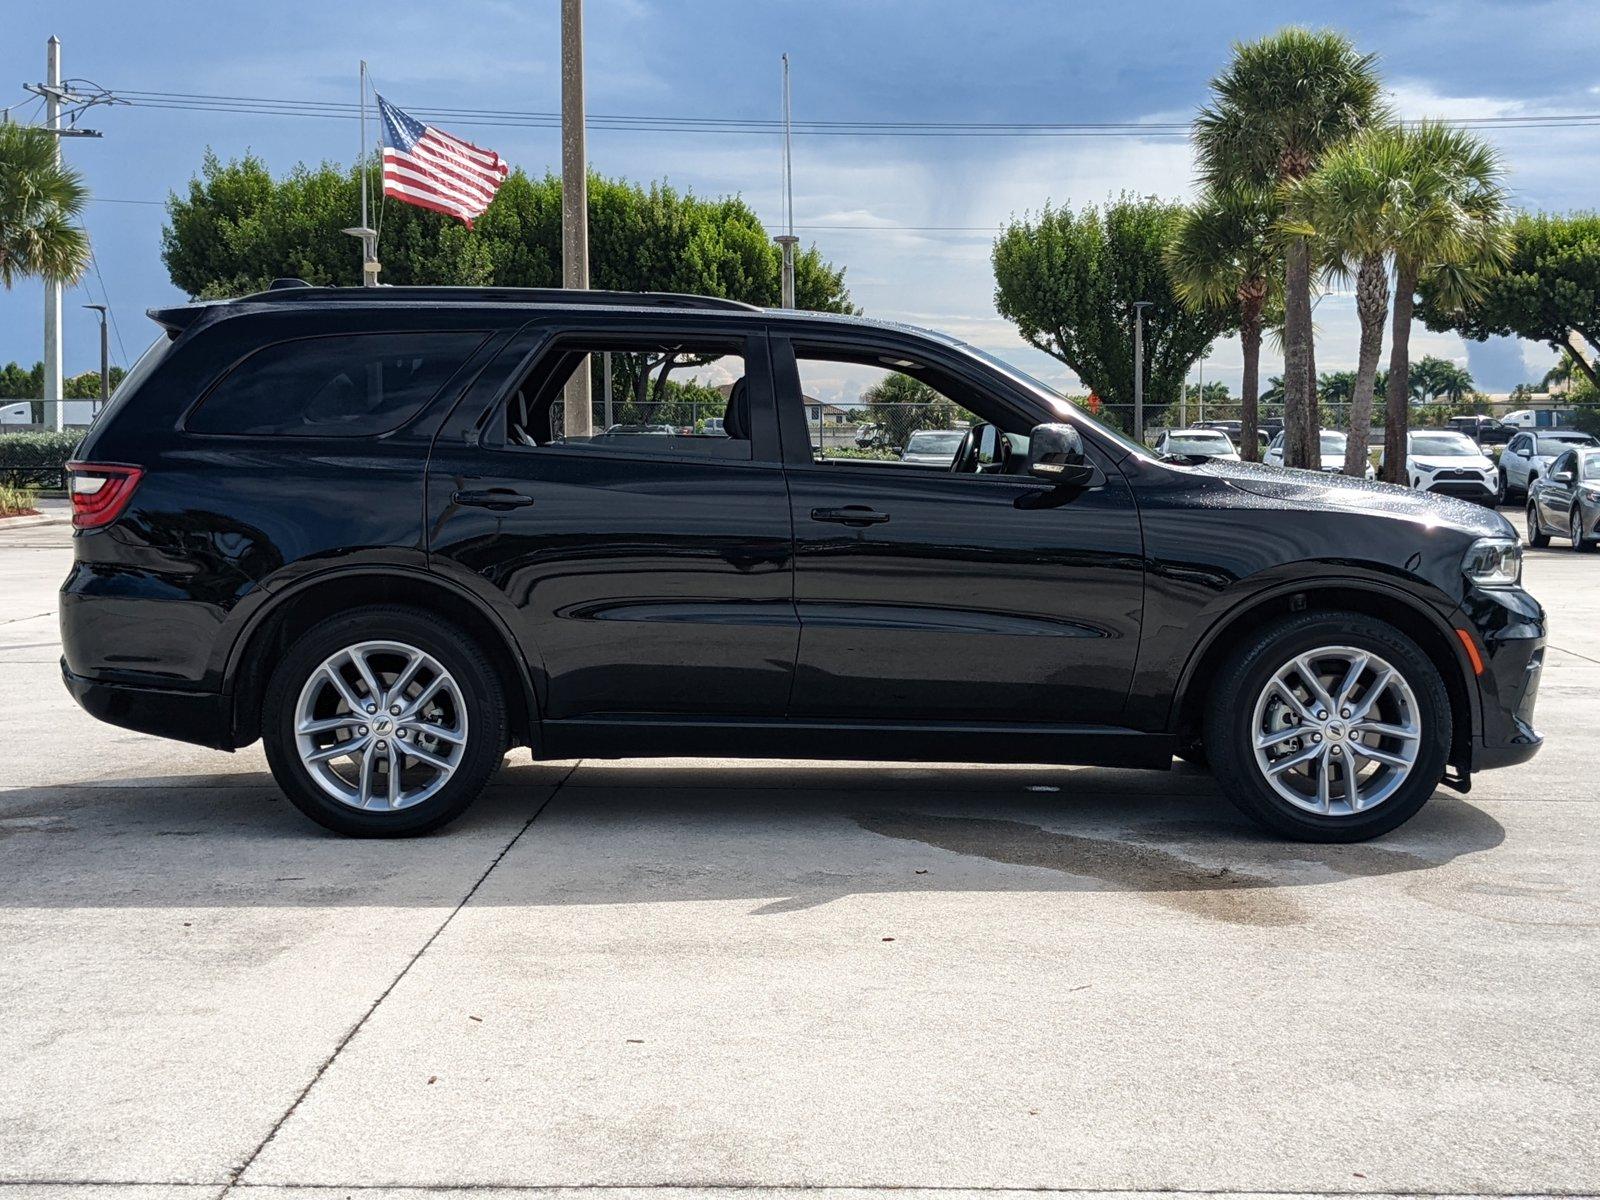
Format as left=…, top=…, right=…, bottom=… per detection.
left=189, top=331, right=485, bottom=437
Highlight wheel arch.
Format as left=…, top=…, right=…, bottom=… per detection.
left=224, top=566, right=540, bottom=751
left=1172, top=579, right=1478, bottom=767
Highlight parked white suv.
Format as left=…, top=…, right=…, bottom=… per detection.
left=1501, top=430, right=1599, bottom=500
left=1264, top=429, right=1376, bottom=478
left=1391, top=430, right=1500, bottom=505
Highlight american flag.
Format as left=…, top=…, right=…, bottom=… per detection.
left=375, top=93, right=510, bottom=227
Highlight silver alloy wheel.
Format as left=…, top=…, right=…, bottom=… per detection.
left=1573, top=509, right=1586, bottom=548
left=293, top=639, right=468, bottom=811
left=1250, top=645, right=1422, bottom=817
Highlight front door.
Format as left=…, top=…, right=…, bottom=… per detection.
left=427, top=320, right=798, bottom=720
left=771, top=334, right=1145, bottom=725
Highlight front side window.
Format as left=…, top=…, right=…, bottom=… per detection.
left=792, top=351, right=989, bottom=467
left=189, top=331, right=486, bottom=437
left=1582, top=452, right=1600, bottom=482
left=504, top=338, right=751, bottom=460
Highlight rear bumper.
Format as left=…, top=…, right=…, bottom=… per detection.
left=61, top=660, right=233, bottom=750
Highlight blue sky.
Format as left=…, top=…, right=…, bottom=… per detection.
left=3, top=0, right=1599, bottom=396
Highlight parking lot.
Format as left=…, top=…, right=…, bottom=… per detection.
left=2, top=505, right=1596, bottom=1198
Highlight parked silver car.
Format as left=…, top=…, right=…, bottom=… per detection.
left=1501, top=430, right=1598, bottom=500
left=1152, top=427, right=1240, bottom=462
left=899, top=428, right=966, bottom=466
left=1264, top=429, right=1377, bottom=479
left=1527, top=446, right=1600, bottom=551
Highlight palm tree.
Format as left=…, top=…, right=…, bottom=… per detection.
left=1297, top=122, right=1510, bottom=484
left=1165, top=184, right=1279, bottom=460
left=0, top=123, right=90, bottom=290
left=1193, top=28, right=1383, bottom=471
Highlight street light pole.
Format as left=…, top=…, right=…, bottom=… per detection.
left=83, top=304, right=108, bottom=416
left=775, top=53, right=797, bottom=308
left=560, top=0, right=592, bottom=438
left=1132, top=301, right=1153, bottom=444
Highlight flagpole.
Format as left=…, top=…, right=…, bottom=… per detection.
left=344, top=61, right=381, bottom=286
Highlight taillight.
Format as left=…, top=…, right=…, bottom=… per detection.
left=66, top=462, right=144, bottom=530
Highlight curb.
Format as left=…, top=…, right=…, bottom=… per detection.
left=0, top=513, right=67, bottom=529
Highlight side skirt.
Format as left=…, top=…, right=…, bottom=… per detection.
left=540, top=716, right=1176, bottom=769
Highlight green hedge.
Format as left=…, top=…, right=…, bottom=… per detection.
left=0, top=430, right=82, bottom=488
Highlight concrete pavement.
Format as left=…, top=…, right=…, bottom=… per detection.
left=1, top=508, right=1596, bottom=1198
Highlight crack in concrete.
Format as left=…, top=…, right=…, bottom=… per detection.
left=219, top=760, right=583, bottom=1194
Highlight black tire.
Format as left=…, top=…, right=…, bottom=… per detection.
left=1527, top=502, right=1550, bottom=547
left=1572, top=508, right=1595, bottom=553
left=262, top=605, right=507, bottom=837
left=1497, top=467, right=1511, bottom=501
left=1203, top=611, right=1452, bottom=843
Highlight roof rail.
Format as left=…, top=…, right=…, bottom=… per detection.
left=238, top=285, right=763, bottom=312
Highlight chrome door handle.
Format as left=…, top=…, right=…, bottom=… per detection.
left=453, top=489, right=535, bottom=510
left=810, top=506, right=890, bottom=526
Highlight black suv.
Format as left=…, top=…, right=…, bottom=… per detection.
left=62, top=286, right=1545, bottom=841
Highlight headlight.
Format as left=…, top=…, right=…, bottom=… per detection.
left=1463, top=537, right=1522, bottom=588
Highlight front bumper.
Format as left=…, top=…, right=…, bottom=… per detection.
left=61, top=660, right=233, bottom=750
left=1419, top=474, right=1498, bottom=502
left=1456, top=586, right=1545, bottom=773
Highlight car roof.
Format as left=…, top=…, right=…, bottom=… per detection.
left=148, top=284, right=961, bottom=347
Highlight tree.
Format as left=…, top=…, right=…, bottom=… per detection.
left=1418, top=211, right=1600, bottom=391
left=1297, top=122, right=1508, bottom=483
left=162, top=152, right=855, bottom=311
left=0, top=123, right=91, bottom=291
left=1166, top=184, right=1279, bottom=459
left=1260, top=375, right=1285, bottom=406
left=993, top=194, right=1231, bottom=430
left=1193, top=28, right=1383, bottom=469
left=1408, top=355, right=1473, bottom=403
left=857, top=371, right=965, bottom=447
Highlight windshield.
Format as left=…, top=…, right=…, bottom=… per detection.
left=1318, top=432, right=1347, bottom=455
left=1410, top=432, right=1478, bottom=456
left=1537, top=434, right=1596, bottom=454
left=1167, top=432, right=1232, bottom=454
left=905, top=430, right=964, bottom=453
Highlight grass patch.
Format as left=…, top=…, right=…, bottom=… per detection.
left=0, top=482, right=40, bottom=518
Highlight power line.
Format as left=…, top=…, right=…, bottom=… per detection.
left=98, top=86, right=1600, bottom=137
left=87, top=244, right=128, bottom=368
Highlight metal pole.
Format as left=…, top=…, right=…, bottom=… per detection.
left=44, top=37, right=63, bottom=431
left=1132, top=301, right=1152, bottom=444
left=1197, top=354, right=1205, bottom=423
left=343, top=63, right=380, bottom=285
left=602, top=350, right=613, bottom=428
left=776, top=54, right=797, bottom=309
left=83, top=305, right=108, bottom=414
left=560, top=0, right=592, bottom=437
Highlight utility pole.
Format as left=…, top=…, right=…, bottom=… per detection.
left=43, top=37, right=63, bottom=431
left=342, top=61, right=380, bottom=286
left=25, top=36, right=111, bottom=432
left=1197, top=354, right=1206, bottom=424
left=1132, top=301, right=1153, bottom=444
left=560, top=0, right=592, bottom=438
left=774, top=53, right=797, bottom=308
left=83, top=304, right=108, bottom=416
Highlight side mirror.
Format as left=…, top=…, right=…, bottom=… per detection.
left=1027, top=423, right=1095, bottom=487
left=1554, top=469, right=1576, bottom=483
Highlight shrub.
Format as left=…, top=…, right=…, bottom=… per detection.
left=0, top=430, right=81, bottom=488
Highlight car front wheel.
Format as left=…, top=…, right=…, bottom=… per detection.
left=1527, top=502, right=1550, bottom=547
left=1204, top=612, right=1451, bottom=842
left=262, top=606, right=507, bottom=837
left=1573, top=508, right=1595, bottom=553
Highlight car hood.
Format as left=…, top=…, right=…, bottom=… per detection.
left=1194, top=459, right=1513, bottom=538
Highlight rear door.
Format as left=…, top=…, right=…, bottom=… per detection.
left=426, top=316, right=798, bottom=721
left=1538, top=450, right=1577, bottom=528
left=770, top=331, right=1144, bottom=725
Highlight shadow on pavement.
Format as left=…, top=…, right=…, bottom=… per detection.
left=0, top=759, right=1505, bottom=920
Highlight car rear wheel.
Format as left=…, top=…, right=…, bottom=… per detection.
left=1527, top=502, right=1550, bottom=547
left=1204, top=612, right=1451, bottom=842
left=262, top=606, right=507, bottom=837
